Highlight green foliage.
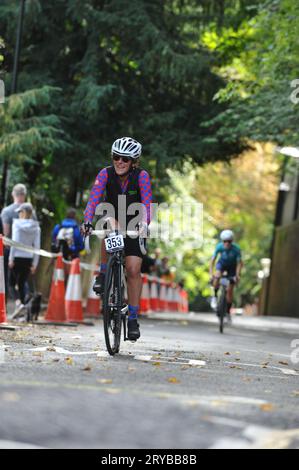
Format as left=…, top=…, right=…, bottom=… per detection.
left=150, top=146, right=279, bottom=307
left=0, top=0, right=247, bottom=211
left=202, top=0, right=299, bottom=146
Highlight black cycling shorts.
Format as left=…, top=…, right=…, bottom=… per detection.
left=124, top=236, right=145, bottom=259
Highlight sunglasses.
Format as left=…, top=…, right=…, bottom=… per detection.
left=223, top=240, right=232, bottom=243
left=112, top=155, right=132, bottom=163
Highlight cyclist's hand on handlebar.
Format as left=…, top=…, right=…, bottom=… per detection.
left=80, top=222, right=93, bottom=236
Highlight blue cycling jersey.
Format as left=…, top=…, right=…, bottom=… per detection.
left=213, top=242, right=242, bottom=267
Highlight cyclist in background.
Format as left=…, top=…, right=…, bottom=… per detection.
left=209, top=230, right=243, bottom=319
left=81, top=137, right=152, bottom=341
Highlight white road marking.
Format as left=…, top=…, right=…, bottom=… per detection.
left=0, top=439, right=45, bottom=449
left=134, top=354, right=206, bottom=366
left=225, top=361, right=299, bottom=376
left=27, top=346, right=100, bottom=356
left=25, top=348, right=205, bottom=365
left=200, top=395, right=267, bottom=406
left=134, top=354, right=153, bottom=362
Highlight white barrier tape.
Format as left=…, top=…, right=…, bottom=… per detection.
left=4, top=237, right=56, bottom=258
left=3, top=237, right=98, bottom=272
left=62, top=259, right=98, bottom=272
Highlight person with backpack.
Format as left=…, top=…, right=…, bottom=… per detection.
left=51, top=208, right=84, bottom=261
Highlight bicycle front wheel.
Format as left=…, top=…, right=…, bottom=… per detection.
left=103, top=256, right=122, bottom=355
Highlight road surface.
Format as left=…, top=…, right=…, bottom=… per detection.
left=0, top=316, right=298, bottom=449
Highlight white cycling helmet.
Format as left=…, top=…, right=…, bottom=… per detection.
left=111, top=137, right=142, bottom=159
left=220, top=229, right=234, bottom=241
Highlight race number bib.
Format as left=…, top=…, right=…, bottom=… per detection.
left=104, top=234, right=125, bottom=253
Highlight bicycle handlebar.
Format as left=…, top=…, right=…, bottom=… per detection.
left=91, top=229, right=141, bottom=238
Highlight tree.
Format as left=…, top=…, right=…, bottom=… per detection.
left=0, top=0, right=247, bottom=213
left=201, top=0, right=299, bottom=148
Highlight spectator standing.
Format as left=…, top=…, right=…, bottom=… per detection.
left=158, top=256, right=171, bottom=279
left=8, top=203, right=41, bottom=313
left=1, top=184, right=32, bottom=295
left=1, top=184, right=32, bottom=237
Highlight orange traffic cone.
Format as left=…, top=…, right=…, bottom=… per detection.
left=176, top=285, right=182, bottom=311
left=159, top=279, right=167, bottom=311
left=65, top=258, right=84, bottom=322
left=85, top=268, right=101, bottom=318
left=166, top=282, right=173, bottom=311
left=45, top=254, right=66, bottom=322
left=180, top=289, right=189, bottom=313
left=150, top=276, right=159, bottom=312
left=0, top=236, right=7, bottom=324
left=139, top=274, right=150, bottom=314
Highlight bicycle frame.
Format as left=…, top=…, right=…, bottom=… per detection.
left=87, top=228, right=141, bottom=354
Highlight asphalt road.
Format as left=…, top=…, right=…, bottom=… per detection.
left=0, top=317, right=298, bottom=449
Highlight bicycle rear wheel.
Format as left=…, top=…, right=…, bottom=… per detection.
left=103, top=256, right=122, bottom=355
left=217, top=286, right=227, bottom=334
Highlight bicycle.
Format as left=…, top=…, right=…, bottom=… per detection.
left=215, top=272, right=235, bottom=334
left=87, top=229, right=146, bottom=356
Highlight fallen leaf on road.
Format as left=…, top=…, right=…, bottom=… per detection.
left=242, top=377, right=251, bottom=382
left=32, top=352, right=43, bottom=357
left=260, top=403, right=275, bottom=412
left=82, top=365, right=92, bottom=371
left=153, top=362, right=161, bottom=367
left=167, top=377, right=181, bottom=384
left=47, top=347, right=56, bottom=352
left=1, top=392, right=20, bottom=402
left=153, top=354, right=161, bottom=359
left=261, top=362, right=269, bottom=366
left=97, top=379, right=113, bottom=384
left=65, top=357, right=74, bottom=365
left=235, top=358, right=240, bottom=361
left=278, top=361, right=289, bottom=366
left=127, top=367, right=136, bottom=372
left=291, top=390, right=299, bottom=397
left=180, top=321, right=189, bottom=326
left=52, top=359, right=60, bottom=362
left=224, top=352, right=230, bottom=355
